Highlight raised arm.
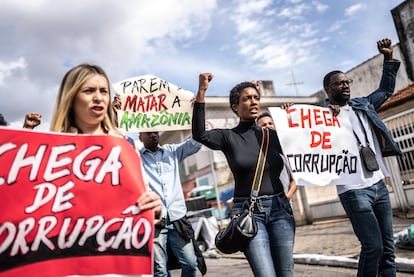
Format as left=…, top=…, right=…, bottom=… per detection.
left=366, top=38, right=400, bottom=108
left=192, top=73, right=225, bottom=150
left=196, top=73, right=213, bottom=103
left=192, top=73, right=213, bottom=143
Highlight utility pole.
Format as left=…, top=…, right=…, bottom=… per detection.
left=286, top=70, right=304, bottom=96
left=208, top=149, right=223, bottom=226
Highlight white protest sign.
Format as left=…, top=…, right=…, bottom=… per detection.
left=269, top=104, right=367, bottom=186
left=112, top=75, right=194, bottom=132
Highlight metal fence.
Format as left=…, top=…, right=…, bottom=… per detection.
left=384, top=108, right=414, bottom=184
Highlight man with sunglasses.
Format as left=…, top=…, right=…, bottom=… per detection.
left=323, top=38, right=401, bottom=277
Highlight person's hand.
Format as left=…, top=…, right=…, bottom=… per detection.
left=377, top=38, right=393, bottom=60
left=112, top=95, right=121, bottom=112
left=198, top=73, right=213, bottom=92
left=281, top=103, right=294, bottom=110
left=329, top=104, right=341, bottom=117
left=136, top=190, right=162, bottom=223
left=197, top=73, right=213, bottom=103
left=111, top=95, right=121, bottom=127
left=251, top=80, right=260, bottom=90
left=23, top=112, right=42, bottom=129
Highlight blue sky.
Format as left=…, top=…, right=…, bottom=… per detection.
left=0, top=0, right=405, bottom=129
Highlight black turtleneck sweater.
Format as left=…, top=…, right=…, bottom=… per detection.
left=192, top=102, right=284, bottom=198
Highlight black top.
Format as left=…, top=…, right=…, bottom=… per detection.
left=192, top=102, right=284, bottom=197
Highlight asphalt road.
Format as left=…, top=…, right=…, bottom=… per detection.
left=170, top=256, right=414, bottom=277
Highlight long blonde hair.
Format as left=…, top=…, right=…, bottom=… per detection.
left=50, top=64, right=120, bottom=135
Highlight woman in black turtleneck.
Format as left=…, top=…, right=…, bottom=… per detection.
left=192, top=73, right=295, bottom=277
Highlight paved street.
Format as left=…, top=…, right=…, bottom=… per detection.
left=171, top=215, right=414, bottom=276
left=170, top=256, right=359, bottom=276
left=171, top=255, right=414, bottom=277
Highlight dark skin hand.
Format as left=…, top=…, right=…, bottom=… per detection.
left=329, top=104, right=341, bottom=117
left=281, top=103, right=294, bottom=110
left=377, top=38, right=393, bottom=61
left=111, top=95, right=122, bottom=127
left=23, top=112, right=42, bottom=129
left=196, top=73, right=213, bottom=103
left=112, top=95, right=121, bottom=111
left=251, top=80, right=260, bottom=90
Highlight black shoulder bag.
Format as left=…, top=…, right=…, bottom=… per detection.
left=353, top=112, right=379, bottom=172
left=215, top=127, right=270, bottom=254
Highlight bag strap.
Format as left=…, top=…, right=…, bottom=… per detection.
left=352, top=111, right=370, bottom=148
left=250, top=127, right=270, bottom=202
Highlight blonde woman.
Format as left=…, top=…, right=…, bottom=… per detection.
left=50, top=63, right=161, bottom=220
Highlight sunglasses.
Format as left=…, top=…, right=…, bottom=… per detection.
left=329, top=79, right=353, bottom=87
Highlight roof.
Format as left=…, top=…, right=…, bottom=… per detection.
left=378, top=83, right=414, bottom=112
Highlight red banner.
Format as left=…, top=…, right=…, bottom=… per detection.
left=0, top=127, right=153, bottom=276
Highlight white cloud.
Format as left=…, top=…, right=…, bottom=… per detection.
left=294, top=23, right=319, bottom=38
left=257, top=44, right=293, bottom=69
left=228, top=0, right=323, bottom=73
left=0, top=0, right=405, bottom=125
left=0, top=57, right=27, bottom=85
left=234, top=0, right=273, bottom=16
left=230, top=0, right=273, bottom=35
left=345, top=3, right=367, bottom=17
left=327, top=19, right=347, bottom=32
left=0, top=0, right=218, bottom=123
left=312, top=1, right=328, bottom=13
left=278, top=3, right=311, bottom=20
left=232, top=17, right=262, bottom=34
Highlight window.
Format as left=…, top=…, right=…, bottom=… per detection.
left=196, top=174, right=212, bottom=187
left=385, top=110, right=414, bottom=182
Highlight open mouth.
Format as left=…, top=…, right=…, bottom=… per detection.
left=91, top=106, right=105, bottom=115
left=250, top=107, right=259, bottom=114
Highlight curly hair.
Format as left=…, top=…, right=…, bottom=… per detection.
left=229, top=81, right=260, bottom=114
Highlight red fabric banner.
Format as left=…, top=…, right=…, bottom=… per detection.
left=0, top=127, right=153, bottom=276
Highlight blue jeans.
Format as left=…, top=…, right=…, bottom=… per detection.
left=339, top=180, right=396, bottom=277
left=153, top=224, right=197, bottom=277
left=233, top=193, right=295, bottom=277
